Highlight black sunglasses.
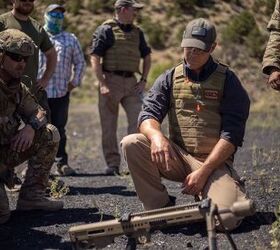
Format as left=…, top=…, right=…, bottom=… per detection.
left=19, top=0, right=35, bottom=2
left=5, top=51, right=29, bottom=62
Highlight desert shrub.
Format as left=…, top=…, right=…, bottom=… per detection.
left=254, top=0, right=275, bottom=16
left=0, top=0, right=7, bottom=8
left=222, top=0, right=242, bottom=6
left=85, top=0, right=114, bottom=14
left=66, top=0, right=81, bottom=15
left=264, top=0, right=276, bottom=15
left=222, top=11, right=265, bottom=60
left=167, top=0, right=213, bottom=17
left=245, top=26, right=266, bottom=60
left=138, top=16, right=168, bottom=50
left=148, top=61, right=174, bottom=88
left=222, top=11, right=256, bottom=43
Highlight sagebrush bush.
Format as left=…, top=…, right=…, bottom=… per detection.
left=148, top=61, right=174, bottom=88
left=85, top=0, right=114, bottom=14
left=138, top=16, right=167, bottom=50
left=222, top=11, right=256, bottom=43
left=66, top=0, right=81, bottom=15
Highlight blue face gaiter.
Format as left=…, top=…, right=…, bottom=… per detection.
left=44, top=12, right=64, bottom=35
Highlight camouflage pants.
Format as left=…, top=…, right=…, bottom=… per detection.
left=0, top=124, right=59, bottom=199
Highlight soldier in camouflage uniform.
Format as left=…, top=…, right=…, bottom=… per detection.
left=262, top=0, right=280, bottom=91
left=0, top=29, right=63, bottom=224
left=121, top=18, right=251, bottom=231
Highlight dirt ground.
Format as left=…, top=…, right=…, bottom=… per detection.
left=0, top=103, right=279, bottom=250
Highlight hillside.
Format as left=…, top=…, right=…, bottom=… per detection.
left=0, top=1, right=279, bottom=125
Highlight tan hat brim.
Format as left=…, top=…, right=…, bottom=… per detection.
left=181, top=38, right=210, bottom=51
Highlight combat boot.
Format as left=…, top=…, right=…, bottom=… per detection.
left=0, top=182, right=10, bottom=224
left=16, top=191, right=64, bottom=211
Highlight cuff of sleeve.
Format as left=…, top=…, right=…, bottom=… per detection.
left=220, top=133, right=240, bottom=148
left=262, top=64, right=280, bottom=75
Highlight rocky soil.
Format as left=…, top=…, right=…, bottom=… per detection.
left=0, top=103, right=279, bottom=250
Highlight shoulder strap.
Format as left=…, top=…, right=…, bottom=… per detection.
left=173, top=62, right=184, bottom=82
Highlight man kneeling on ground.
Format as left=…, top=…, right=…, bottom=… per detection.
left=121, top=18, right=251, bottom=231
left=0, top=29, right=63, bottom=224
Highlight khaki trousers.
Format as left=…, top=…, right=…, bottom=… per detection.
left=121, top=133, right=248, bottom=230
left=99, top=72, right=142, bottom=168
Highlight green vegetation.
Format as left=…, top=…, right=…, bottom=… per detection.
left=138, top=15, right=168, bottom=50
left=222, top=0, right=242, bottom=6
left=147, top=61, right=174, bottom=88
left=66, top=0, right=81, bottom=15
left=49, top=178, right=69, bottom=199
left=221, top=11, right=266, bottom=60
left=84, top=0, right=115, bottom=14
left=0, top=0, right=6, bottom=9
left=254, top=0, right=275, bottom=16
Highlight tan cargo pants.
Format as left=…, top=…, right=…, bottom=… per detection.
left=121, top=133, right=249, bottom=230
left=99, top=72, right=142, bottom=168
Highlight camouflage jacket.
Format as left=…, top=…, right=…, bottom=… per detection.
left=262, top=0, right=280, bottom=74
left=0, top=80, right=42, bottom=145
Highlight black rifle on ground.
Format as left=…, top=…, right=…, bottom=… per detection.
left=69, top=198, right=255, bottom=250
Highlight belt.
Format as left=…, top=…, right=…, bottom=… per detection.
left=104, top=70, right=134, bottom=77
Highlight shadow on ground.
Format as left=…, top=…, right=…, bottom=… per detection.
left=0, top=208, right=115, bottom=250
left=69, top=185, right=136, bottom=197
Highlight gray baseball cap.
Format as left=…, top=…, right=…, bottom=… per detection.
left=181, top=18, right=216, bottom=51
left=45, top=4, right=65, bottom=13
left=114, top=0, right=144, bottom=9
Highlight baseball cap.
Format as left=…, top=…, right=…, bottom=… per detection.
left=0, top=29, right=35, bottom=56
left=114, top=0, right=144, bottom=9
left=181, top=18, right=216, bottom=51
left=45, top=4, right=65, bottom=13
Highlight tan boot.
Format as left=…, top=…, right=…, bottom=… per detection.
left=17, top=197, right=64, bottom=211
left=0, top=183, right=10, bottom=224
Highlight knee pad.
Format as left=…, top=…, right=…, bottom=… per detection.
left=46, top=124, right=60, bottom=143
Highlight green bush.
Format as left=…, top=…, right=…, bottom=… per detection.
left=221, top=11, right=266, bottom=60
left=264, top=0, right=276, bottom=16
left=148, top=61, right=174, bottom=88
left=222, top=11, right=256, bottom=44
left=222, top=0, right=242, bottom=6
left=138, top=16, right=168, bottom=50
left=85, top=0, right=115, bottom=14
left=245, top=26, right=266, bottom=60
left=66, top=0, right=81, bottom=15
left=254, top=0, right=275, bottom=16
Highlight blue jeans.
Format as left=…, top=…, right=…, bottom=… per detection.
left=48, top=92, right=70, bottom=166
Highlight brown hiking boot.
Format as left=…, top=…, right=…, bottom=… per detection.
left=0, top=183, right=10, bottom=224
left=16, top=197, right=64, bottom=211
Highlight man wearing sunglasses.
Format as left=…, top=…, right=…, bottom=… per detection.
left=121, top=18, right=252, bottom=231
left=262, top=0, right=280, bottom=91
left=0, top=0, right=57, bottom=191
left=0, top=0, right=57, bottom=115
left=38, top=4, right=86, bottom=176
left=0, top=29, right=63, bottom=224
left=90, top=0, right=151, bottom=175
